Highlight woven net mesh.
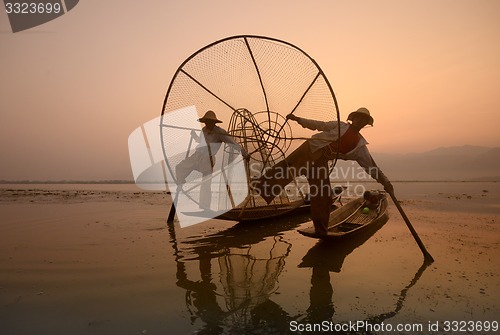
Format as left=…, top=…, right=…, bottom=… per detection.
left=161, top=36, right=339, bottom=218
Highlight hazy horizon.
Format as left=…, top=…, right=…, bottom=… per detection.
left=1, top=1, right=499, bottom=181
left=1, top=143, right=498, bottom=183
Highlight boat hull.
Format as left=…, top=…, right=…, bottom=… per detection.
left=298, top=192, right=389, bottom=240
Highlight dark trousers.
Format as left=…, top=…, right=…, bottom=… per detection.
left=255, top=141, right=332, bottom=234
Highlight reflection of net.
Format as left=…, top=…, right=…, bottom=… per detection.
left=161, top=35, right=340, bottom=179
left=217, top=236, right=291, bottom=324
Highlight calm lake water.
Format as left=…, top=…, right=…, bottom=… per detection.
left=0, top=182, right=498, bottom=334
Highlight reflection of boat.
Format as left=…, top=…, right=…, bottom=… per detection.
left=178, top=240, right=294, bottom=334
left=167, top=200, right=429, bottom=332
left=298, top=209, right=387, bottom=272
left=297, top=210, right=431, bottom=326
left=296, top=208, right=388, bottom=324
left=168, top=217, right=296, bottom=334
left=298, top=190, right=389, bottom=240
left=189, top=207, right=314, bottom=249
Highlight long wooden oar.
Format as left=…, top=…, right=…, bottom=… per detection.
left=369, top=154, right=434, bottom=262
left=167, top=197, right=177, bottom=223
left=387, top=189, right=434, bottom=263
left=167, top=133, right=196, bottom=224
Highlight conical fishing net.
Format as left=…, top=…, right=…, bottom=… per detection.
left=161, top=35, right=340, bottom=218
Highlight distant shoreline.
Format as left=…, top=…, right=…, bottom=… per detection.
left=0, top=179, right=498, bottom=184
left=0, top=180, right=135, bottom=184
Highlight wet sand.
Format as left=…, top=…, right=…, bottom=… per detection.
left=0, top=182, right=498, bottom=334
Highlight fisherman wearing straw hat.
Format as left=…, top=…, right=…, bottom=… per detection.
left=253, top=107, right=392, bottom=235
left=176, top=110, right=249, bottom=209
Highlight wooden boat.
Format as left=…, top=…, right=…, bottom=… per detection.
left=216, top=186, right=345, bottom=222
left=297, top=191, right=389, bottom=240
left=216, top=199, right=308, bottom=221
left=216, top=197, right=339, bottom=222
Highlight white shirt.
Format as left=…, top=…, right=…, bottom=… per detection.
left=195, top=125, right=244, bottom=156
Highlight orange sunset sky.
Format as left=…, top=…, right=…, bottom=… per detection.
left=1, top=0, right=499, bottom=181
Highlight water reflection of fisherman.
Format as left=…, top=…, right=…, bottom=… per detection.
left=254, top=108, right=393, bottom=235
left=173, top=232, right=294, bottom=333
left=175, top=110, right=249, bottom=209
left=176, top=253, right=293, bottom=334
left=175, top=253, right=226, bottom=334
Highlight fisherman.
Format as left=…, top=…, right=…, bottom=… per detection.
left=176, top=110, right=249, bottom=210
left=253, top=107, right=393, bottom=235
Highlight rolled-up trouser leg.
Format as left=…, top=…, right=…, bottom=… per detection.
left=307, top=158, right=331, bottom=235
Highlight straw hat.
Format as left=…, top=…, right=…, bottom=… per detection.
left=198, top=110, right=222, bottom=123
left=347, top=107, right=374, bottom=126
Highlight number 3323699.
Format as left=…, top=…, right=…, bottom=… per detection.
left=5, top=2, right=62, bottom=14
